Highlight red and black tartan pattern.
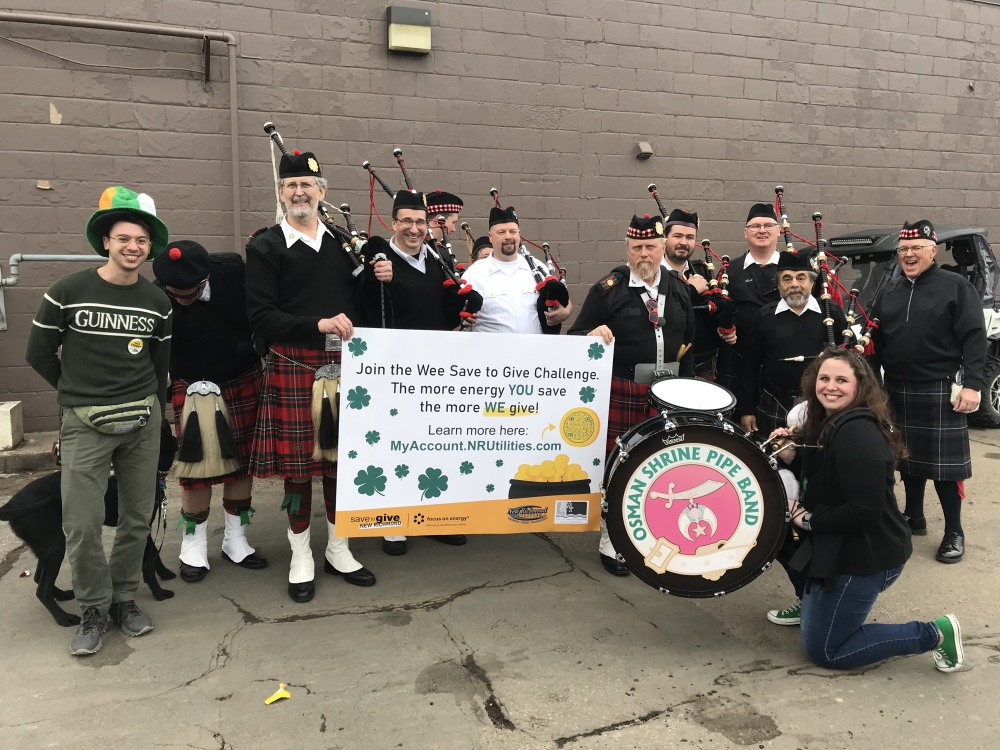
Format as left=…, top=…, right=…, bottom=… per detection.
left=426, top=202, right=462, bottom=214
left=251, top=346, right=340, bottom=479
left=885, top=378, right=972, bottom=481
left=606, top=376, right=655, bottom=453
left=169, top=364, right=263, bottom=490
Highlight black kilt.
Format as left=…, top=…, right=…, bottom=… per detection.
left=755, top=387, right=792, bottom=441
left=715, top=344, right=742, bottom=396
left=885, top=377, right=972, bottom=481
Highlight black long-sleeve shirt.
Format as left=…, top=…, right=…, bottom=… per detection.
left=568, top=265, right=695, bottom=379
left=155, top=253, right=259, bottom=384
left=368, top=236, right=462, bottom=331
left=737, top=300, right=847, bottom=416
left=722, top=252, right=780, bottom=357
left=870, top=262, right=986, bottom=390
left=245, top=224, right=382, bottom=347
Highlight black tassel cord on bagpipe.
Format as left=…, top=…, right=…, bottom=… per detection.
left=489, top=187, right=569, bottom=334
left=647, top=184, right=734, bottom=332
left=363, top=149, right=483, bottom=326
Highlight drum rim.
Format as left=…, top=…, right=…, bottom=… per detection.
left=604, top=420, right=787, bottom=598
left=647, top=376, right=737, bottom=412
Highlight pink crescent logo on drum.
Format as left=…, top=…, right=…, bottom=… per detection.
left=621, top=443, right=763, bottom=582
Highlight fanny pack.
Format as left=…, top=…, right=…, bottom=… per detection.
left=73, top=395, right=157, bottom=435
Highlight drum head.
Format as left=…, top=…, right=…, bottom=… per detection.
left=649, top=378, right=735, bottom=413
left=605, top=416, right=787, bottom=597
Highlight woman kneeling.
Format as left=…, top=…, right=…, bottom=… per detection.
left=772, top=348, right=963, bottom=672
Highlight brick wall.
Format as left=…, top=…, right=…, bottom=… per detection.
left=2, top=0, right=999, bottom=430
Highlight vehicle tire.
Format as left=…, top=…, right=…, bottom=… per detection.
left=971, top=359, right=1000, bottom=428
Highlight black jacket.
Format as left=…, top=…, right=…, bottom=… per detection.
left=155, top=253, right=259, bottom=384
left=245, top=224, right=385, bottom=348
left=870, top=262, right=986, bottom=390
left=719, top=252, right=780, bottom=360
left=368, top=236, right=464, bottom=331
left=790, top=409, right=912, bottom=579
left=568, top=265, right=695, bottom=379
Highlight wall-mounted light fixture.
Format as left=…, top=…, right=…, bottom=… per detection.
left=387, top=6, right=431, bottom=54
left=635, top=141, right=653, bottom=160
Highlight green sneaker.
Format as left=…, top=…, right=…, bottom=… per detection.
left=767, top=600, right=801, bottom=625
left=932, top=614, right=964, bottom=672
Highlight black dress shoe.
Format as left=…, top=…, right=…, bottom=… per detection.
left=382, top=539, right=407, bottom=556
left=288, top=581, right=315, bottom=602
left=601, top=554, right=631, bottom=577
left=430, top=534, right=467, bottom=546
left=904, top=515, right=928, bottom=536
left=179, top=562, right=209, bottom=583
left=323, top=559, right=377, bottom=586
left=936, top=531, right=964, bottom=563
left=222, top=550, right=269, bottom=569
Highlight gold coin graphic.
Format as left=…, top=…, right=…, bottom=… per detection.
left=559, top=408, right=600, bottom=448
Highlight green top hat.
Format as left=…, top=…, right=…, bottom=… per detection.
left=86, top=186, right=169, bottom=258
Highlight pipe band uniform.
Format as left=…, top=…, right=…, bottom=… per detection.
left=568, top=213, right=695, bottom=577
left=246, top=126, right=384, bottom=602
left=176, top=381, right=239, bottom=479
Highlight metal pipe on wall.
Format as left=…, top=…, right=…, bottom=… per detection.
left=0, top=11, right=242, bottom=254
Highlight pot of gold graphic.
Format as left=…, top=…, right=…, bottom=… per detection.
left=508, top=453, right=591, bottom=499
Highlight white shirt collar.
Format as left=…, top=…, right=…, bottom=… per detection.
left=487, top=253, right=529, bottom=275
left=775, top=295, right=822, bottom=316
left=199, top=280, right=211, bottom=303
left=280, top=216, right=331, bottom=252
left=744, top=249, right=781, bottom=269
left=628, top=267, right=661, bottom=296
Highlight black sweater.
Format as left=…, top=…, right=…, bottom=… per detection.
left=568, top=265, right=695, bottom=379
left=369, top=236, right=460, bottom=331
left=737, top=301, right=847, bottom=415
left=791, top=409, right=912, bottom=579
left=155, top=253, right=259, bottom=384
left=722, top=252, right=780, bottom=357
left=684, top=259, right=736, bottom=363
left=870, top=262, right=987, bottom=390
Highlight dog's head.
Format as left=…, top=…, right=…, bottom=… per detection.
left=158, top=419, right=178, bottom=473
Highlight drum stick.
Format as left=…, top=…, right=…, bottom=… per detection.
left=676, top=343, right=693, bottom=361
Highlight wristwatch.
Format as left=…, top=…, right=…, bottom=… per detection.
left=800, top=513, right=812, bottom=531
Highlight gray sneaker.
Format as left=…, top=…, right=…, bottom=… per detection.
left=70, top=607, right=109, bottom=656
left=110, top=600, right=154, bottom=637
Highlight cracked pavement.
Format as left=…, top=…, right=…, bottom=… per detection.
left=0, top=432, right=998, bottom=749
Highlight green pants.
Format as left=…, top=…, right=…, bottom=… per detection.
left=60, top=405, right=160, bottom=611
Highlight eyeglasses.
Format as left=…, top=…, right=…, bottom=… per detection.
left=897, top=245, right=935, bottom=255
left=165, top=279, right=208, bottom=300
left=282, top=181, right=319, bottom=191
left=109, top=235, right=150, bottom=248
left=395, top=218, right=428, bottom=229
left=645, top=296, right=659, bottom=325
left=746, top=223, right=779, bottom=232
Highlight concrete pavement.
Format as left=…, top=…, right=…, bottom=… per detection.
left=0, top=432, right=998, bottom=750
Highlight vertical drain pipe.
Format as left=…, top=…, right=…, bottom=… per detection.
left=0, top=12, right=242, bottom=253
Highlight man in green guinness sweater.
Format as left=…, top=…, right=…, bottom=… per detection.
left=26, top=186, right=172, bottom=656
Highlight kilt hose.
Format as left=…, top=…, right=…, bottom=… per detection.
left=169, top=363, right=263, bottom=490
left=885, top=377, right=972, bottom=481
left=607, top=376, right=655, bottom=454
left=251, top=345, right=340, bottom=479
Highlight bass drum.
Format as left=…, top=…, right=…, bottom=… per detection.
left=604, top=412, right=787, bottom=598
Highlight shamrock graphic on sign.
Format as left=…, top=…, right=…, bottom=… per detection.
left=347, top=386, right=370, bottom=410
left=395, top=464, right=409, bottom=479
left=354, top=466, right=386, bottom=496
left=390, top=408, right=398, bottom=417
left=495, top=459, right=504, bottom=467
left=486, top=484, right=495, bottom=494
left=593, top=458, right=601, bottom=466
left=579, top=386, right=596, bottom=404
left=587, top=342, right=605, bottom=360
left=418, top=468, right=449, bottom=501
left=460, top=461, right=474, bottom=475
left=365, top=430, right=381, bottom=445
left=348, top=450, right=357, bottom=459
left=348, top=337, right=367, bottom=357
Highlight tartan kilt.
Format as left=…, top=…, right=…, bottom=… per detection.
left=755, top=387, right=793, bottom=441
left=715, top=344, right=742, bottom=396
left=607, top=376, right=655, bottom=454
left=169, top=363, right=263, bottom=490
left=885, top=377, right=972, bottom=481
left=250, top=345, right=339, bottom=479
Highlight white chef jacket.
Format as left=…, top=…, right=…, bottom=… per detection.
left=461, top=254, right=545, bottom=334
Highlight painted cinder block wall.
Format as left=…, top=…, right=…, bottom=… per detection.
left=1, top=0, right=999, bottom=430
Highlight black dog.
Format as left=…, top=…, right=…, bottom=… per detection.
left=0, top=421, right=179, bottom=627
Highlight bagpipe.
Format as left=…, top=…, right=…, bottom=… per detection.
left=646, top=184, right=735, bottom=333
left=362, top=147, right=483, bottom=327
left=771, top=186, right=878, bottom=354
left=489, top=187, right=569, bottom=334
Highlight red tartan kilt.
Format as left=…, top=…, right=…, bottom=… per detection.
left=250, top=345, right=340, bottom=479
left=170, top=364, right=263, bottom=490
left=606, top=376, right=656, bottom=454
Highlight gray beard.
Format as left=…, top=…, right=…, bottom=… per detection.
left=287, top=200, right=317, bottom=222
left=629, top=259, right=656, bottom=280
left=783, top=291, right=807, bottom=307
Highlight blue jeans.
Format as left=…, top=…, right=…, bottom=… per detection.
left=796, top=566, right=941, bottom=670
